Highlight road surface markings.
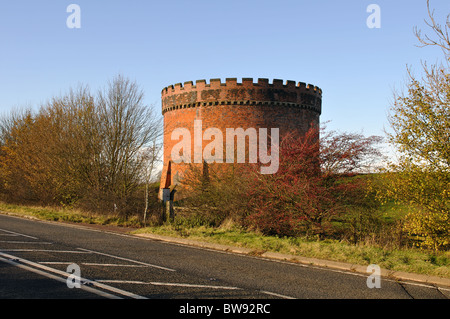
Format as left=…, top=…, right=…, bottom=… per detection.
left=39, top=262, right=150, bottom=268
left=82, top=263, right=149, bottom=267
left=260, top=290, right=296, bottom=299
left=77, top=248, right=176, bottom=272
left=1, top=249, right=90, bottom=253
left=396, top=280, right=450, bottom=293
left=244, top=253, right=450, bottom=295
left=148, top=281, right=241, bottom=290
left=0, top=228, right=38, bottom=239
left=96, top=279, right=241, bottom=290
left=0, top=251, right=147, bottom=299
left=0, top=253, right=120, bottom=299
left=0, top=241, right=52, bottom=244
left=96, top=279, right=295, bottom=298
left=96, top=280, right=148, bottom=284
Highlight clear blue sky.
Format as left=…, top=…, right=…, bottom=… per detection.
left=0, top=0, right=448, bottom=148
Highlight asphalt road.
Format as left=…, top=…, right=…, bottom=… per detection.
left=0, top=213, right=449, bottom=308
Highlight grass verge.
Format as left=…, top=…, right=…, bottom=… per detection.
left=0, top=201, right=141, bottom=227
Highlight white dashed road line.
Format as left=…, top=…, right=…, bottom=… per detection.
left=77, top=247, right=176, bottom=272
left=0, top=241, right=52, bottom=244
left=39, top=262, right=149, bottom=268
left=260, top=290, right=296, bottom=299
left=0, top=228, right=38, bottom=239
left=1, top=249, right=90, bottom=253
left=96, top=280, right=242, bottom=290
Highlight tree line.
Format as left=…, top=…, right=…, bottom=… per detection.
left=0, top=75, right=162, bottom=218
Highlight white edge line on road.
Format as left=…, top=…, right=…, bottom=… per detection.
left=260, top=290, right=296, bottom=299
left=96, top=280, right=147, bottom=284
left=77, top=248, right=176, bottom=272
left=0, top=255, right=120, bottom=299
left=396, top=280, right=450, bottom=292
left=38, top=262, right=149, bottom=268
left=149, top=281, right=241, bottom=290
left=0, top=241, right=52, bottom=244
left=96, top=280, right=241, bottom=290
left=82, top=263, right=149, bottom=267
left=0, top=251, right=147, bottom=299
left=1, top=249, right=90, bottom=253
left=0, top=228, right=38, bottom=239
left=230, top=252, right=450, bottom=293
left=438, top=287, right=450, bottom=293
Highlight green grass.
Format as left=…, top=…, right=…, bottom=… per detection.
left=1, top=200, right=449, bottom=279
left=0, top=201, right=142, bottom=227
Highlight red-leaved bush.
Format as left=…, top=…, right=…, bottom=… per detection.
left=244, top=125, right=383, bottom=238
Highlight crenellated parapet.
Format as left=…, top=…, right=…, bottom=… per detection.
left=161, top=78, right=322, bottom=115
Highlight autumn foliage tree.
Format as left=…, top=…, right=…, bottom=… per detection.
left=381, top=1, right=450, bottom=250
left=0, top=75, right=162, bottom=218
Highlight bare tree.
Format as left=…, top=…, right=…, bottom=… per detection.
left=414, top=0, right=450, bottom=58
left=97, top=75, right=162, bottom=215
left=140, top=139, right=162, bottom=225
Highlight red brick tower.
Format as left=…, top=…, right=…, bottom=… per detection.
left=159, top=78, right=322, bottom=198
